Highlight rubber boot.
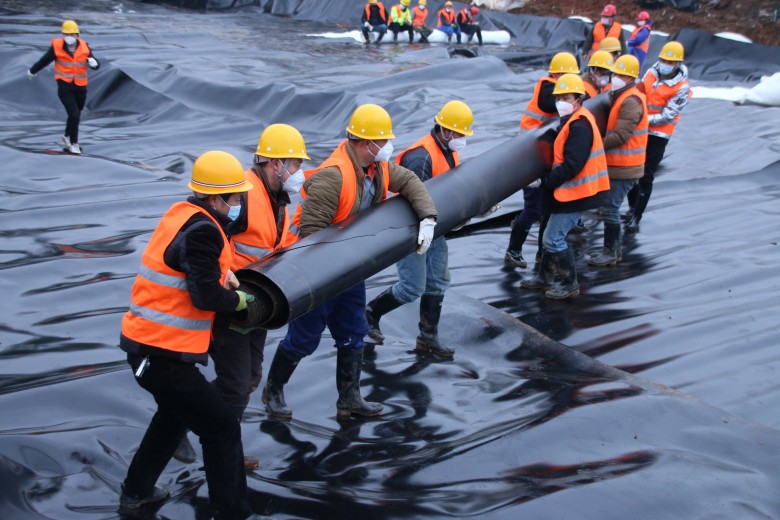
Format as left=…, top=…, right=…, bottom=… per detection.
left=365, top=287, right=402, bottom=344
left=505, top=224, right=531, bottom=268
left=261, top=347, right=300, bottom=420
left=415, top=295, right=455, bottom=359
left=520, top=250, right=555, bottom=291
left=393, top=31, right=398, bottom=43
left=476, top=29, right=483, bottom=45
left=625, top=187, right=651, bottom=234
left=546, top=248, right=580, bottom=299
left=456, top=32, right=462, bottom=44
left=336, top=348, right=383, bottom=418
left=375, top=33, right=384, bottom=44
left=588, top=223, right=622, bottom=267
left=173, top=434, right=197, bottom=463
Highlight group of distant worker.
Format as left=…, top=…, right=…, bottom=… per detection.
left=362, top=0, right=483, bottom=45
left=26, top=6, right=689, bottom=518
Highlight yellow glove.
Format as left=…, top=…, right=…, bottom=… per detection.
left=235, top=290, right=255, bottom=311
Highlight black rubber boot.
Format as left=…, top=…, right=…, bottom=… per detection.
left=505, top=224, right=531, bottom=268
left=588, top=223, right=622, bottom=267
left=336, top=348, right=383, bottom=418
left=393, top=31, right=398, bottom=43
left=365, top=288, right=403, bottom=344
left=625, top=187, right=651, bottom=233
left=416, top=295, right=455, bottom=359
left=456, top=32, right=462, bottom=44
left=476, top=29, right=483, bottom=45
left=546, top=248, right=580, bottom=299
left=261, top=347, right=300, bottom=420
left=173, top=434, right=197, bottom=463
left=375, top=33, right=384, bottom=44
left=119, top=483, right=170, bottom=512
left=520, top=250, right=555, bottom=291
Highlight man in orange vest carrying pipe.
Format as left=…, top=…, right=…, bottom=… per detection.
left=628, top=11, right=652, bottom=69
left=582, top=4, right=626, bottom=58
left=582, top=50, right=614, bottom=100
left=411, top=0, right=433, bottom=43
left=261, top=104, right=437, bottom=420
left=118, top=151, right=255, bottom=518
left=506, top=53, right=579, bottom=270
left=589, top=55, right=647, bottom=267
left=361, top=0, right=389, bottom=44
left=520, top=74, right=610, bottom=299
left=626, top=41, right=690, bottom=233
left=28, top=20, right=100, bottom=155
left=365, top=101, right=474, bottom=359
left=436, top=1, right=461, bottom=44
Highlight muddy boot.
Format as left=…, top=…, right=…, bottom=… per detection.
left=520, top=250, right=555, bottom=291
left=415, top=295, right=455, bottom=359
left=173, top=434, right=197, bottom=463
left=625, top=187, right=651, bottom=234
left=336, top=348, right=383, bottom=418
left=588, top=223, right=622, bottom=267
left=261, top=347, right=300, bottom=420
left=505, top=224, right=531, bottom=268
left=546, top=248, right=580, bottom=299
left=365, top=288, right=402, bottom=344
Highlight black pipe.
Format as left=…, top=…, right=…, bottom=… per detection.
left=235, top=95, right=610, bottom=329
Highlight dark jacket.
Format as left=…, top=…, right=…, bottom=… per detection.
left=362, top=5, right=387, bottom=26
left=537, top=80, right=558, bottom=115
left=30, top=39, right=100, bottom=78
left=398, top=128, right=457, bottom=182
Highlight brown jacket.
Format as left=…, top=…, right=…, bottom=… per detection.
left=299, top=140, right=437, bottom=238
left=603, top=87, right=645, bottom=180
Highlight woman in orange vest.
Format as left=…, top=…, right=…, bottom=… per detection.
left=589, top=55, right=648, bottom=267
left=583, top=4, right=626, bottom=58
left=627, top=11, right=652, bottom=68
left=28, top=20, right=100, bottom=155
left=118, top=151, right=255, bottom=518
left=521, top=74, right=610, bottom=299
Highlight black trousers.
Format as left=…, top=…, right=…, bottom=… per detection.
left=459, top=23, right=483, bottom=44
left=124, top=354, right=251, bottom=519
left=210, top=325, right=267, bottom=411
left=628, top=134, right=669, bottom=207
left=389, top=22, right=414, bottom=41
left=56, top=80, right=87, bottom=144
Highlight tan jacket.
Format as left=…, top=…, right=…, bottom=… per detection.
left=299, top=140, right=437, bottom=238
left=603, top=88, right=646, bottom=180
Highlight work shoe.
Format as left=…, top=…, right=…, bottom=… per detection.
left=68, top=143, right=81, bottom=155
left=545, top=248, right=579, bottom=300
left=504, top=250, right=527, bottom=268
left=624, top=215, right=640, bottom=234
left=336, top=347, right=383, bottom=418
left=61, top=135, right=71, bottom=148
left=173, top=434, right=196, bottom=463
left=415, top=294, right=455, bottom=359
left=588, top=223, right=622, bottom=267
left=119, top=484, right=170, bottom=511
left=365, top=288, right=402, bottom=344
left=520, top=251, right=554, bottom=291
left=261, top=347, right=300, bottom=420
left=244, top=455, right=260, bottom=471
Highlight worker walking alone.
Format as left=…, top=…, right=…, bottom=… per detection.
left=365, top=100, right=474, bottom=359
left=627, top=11, right=652, bottom=69
left=261, top=104, right=437, bottom=420
left=118, top=151, right=255, bottom=519
left=28, top=20, right=100, bottom=155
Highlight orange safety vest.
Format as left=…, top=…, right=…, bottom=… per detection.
left=52, top=38, right=90, bottom=86
left=457, top=8, right=472, bottom=24
left=288, top=140, right=391, bottom=239
left=521, top=77, right=557, bottom=130
left=629, top=25, right=650, bottom=54
left=642, top=70, right=688, bottom=138
left=552, top=108, right=610, bottom=202
left=121, top=202, right=232, bottom=354
left=395, top=133, right=459, bottom=177
left=437, top=8, right=455, bottom=27
left=605, top=87, right=648, bottom=168
left=591, top=22, right=622, bottom=52
left=412, top=5, right=428, bottom=26
left=391, top=4, right=412, bottom=24
left=365, top=2, right=387, bottom=22
left=231, top=168, right=289, bottom=270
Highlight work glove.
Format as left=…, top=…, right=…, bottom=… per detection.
left=451, top=23, right=457, bottom=29
left=87, top=56, right=98, bottom=68
left=223, top=269, right=239, bottom=289
left=235, top=290, right=255, bottom=311
left=364, top=21, right=372, bottom=30
left=416, top=217, right=436, bottom=254
left=27, top=69, right=35, bottom=79
left=477, top=202, right=501, bottom=218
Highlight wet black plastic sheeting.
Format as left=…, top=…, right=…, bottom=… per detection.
left=2, top=1, right=780, bottom=518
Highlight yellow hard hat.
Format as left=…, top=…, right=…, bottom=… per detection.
left=401, top=0, right=410, bottom=5
left=587, top=50, right=614, bottom=70
left=659, top=41, right=684, bottom=61
left=255, top=124, right=310, bottom=160
left=599, top=36, right=621, bottom=54
left=435, top=100, right=474, bottom=136
left=445, top=1, right=453, bottom=6
left=189, top=151, right=253, bottom=195
left=369, top=0, right=377, bottom=4
left=552, top=74, right=585, bottom=95
left=346, top=104, right=396, bottom=140
left=612, top=54, right=640, bottom=78
left=61, top=20, right=79, bottom=34
left=548, top=52, right=579, bottom=74
left=419, top=0, right=427, bottom=4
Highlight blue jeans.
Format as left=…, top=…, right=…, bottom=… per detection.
left=392, top=236, right=450, bottom=303
left=436, top=25, right=460, bottom=38
left=542, top=212, right=581, bottom=252
left=601, top=179, right=637, bottom=225
left=279, top=282, right=367, bottom=358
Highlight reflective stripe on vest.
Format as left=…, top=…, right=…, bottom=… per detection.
left=642, top=70, right=686, bottom=138
left=52, top=38, right=90, bottom=86
left=412, top=6, right=427, bottom=26
left=552, top=108, right=610, bottom=202
left=395, top=133, right=459, bottom=177
left=591, top=22, right=622, bottom=52
left=521, top=77, right=557, bottom=130
left=231, top=168, right=288, bottom=270
left=121, top=202, right=232, bottom=354
left=629, top=26, right=650, bottom=54
left=605, top=87, right=649, bottom=167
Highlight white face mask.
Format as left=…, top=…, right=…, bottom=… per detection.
left=555, top=100, right=575, bottom=117
left=63, top=35, right=77, bottom=45
left=283, top=169, right=305, bottom=194
left=658, top=63, right=676, bottom=76
left=595, top=74, right=610, bottom=87
left=371, top=140, right=394, bottom=163
left=611, top=76, right=628, bottom=90
left=601, top=17, right=611, bottom=25
left=637, top=20, right=645, bottom=26
left=448, top=137, right=467, bottom=152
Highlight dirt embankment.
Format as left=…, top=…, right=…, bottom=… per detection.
left=512, top=0, right=780, bottom=47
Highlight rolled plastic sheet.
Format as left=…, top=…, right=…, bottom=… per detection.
left=236, top=95, right=611, bottom=328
